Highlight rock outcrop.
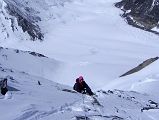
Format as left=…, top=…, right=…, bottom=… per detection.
left=120, top=57, right=159, bottom=77
left=115, top=0, right=159, bottom=34
left=3, top=0, right=44, bottom=40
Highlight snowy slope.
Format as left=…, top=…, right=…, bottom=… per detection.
left=0, top=62, right=80, bottom=120
left=104, top=59, right=159, bottom=98
left=0, top=0, right=159, bottom=90
left=0, top=48, right=159, bottom=120
left=0, top=0, right=159, bottom=119
left=0, top=47, right=63, bottom=81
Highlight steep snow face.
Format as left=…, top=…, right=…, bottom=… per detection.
left=0, top=47, right=62, bottom=81
left=0, top=44, right=159, bottom=120
left=1, top=1, right=159, bottom=119
left=1, top=0, right=159, bottom=90
left=104, top=59, right=159, bottom=98
left=96, top=90, right=159, bottom=120
left=1, top=67, right=159, bottom=120
left=0, top=63, right=80, bottom=120
left=0, top=49, right=159, bottom=120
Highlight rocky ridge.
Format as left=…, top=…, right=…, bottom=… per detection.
left=115, top=0, right=159, bottom=34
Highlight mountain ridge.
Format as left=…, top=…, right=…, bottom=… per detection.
left=115, top=0, right=159, bottom=34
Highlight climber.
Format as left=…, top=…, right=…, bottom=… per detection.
left=73, top=76, right=93, bottom=96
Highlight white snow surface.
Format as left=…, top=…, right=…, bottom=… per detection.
left=0, top=48, right=159, bottom=120
left=0, top=47, right=62, bottom=80
left=0, top=0, right=159, bottom=119
left=0, top=0, right=159, bottom=89
left=104, top=59, right=159, bottom=99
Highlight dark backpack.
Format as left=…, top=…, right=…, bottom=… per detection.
left=1, top=79, right=8, bottom=95
left=1, top=87, right=8, bottom=95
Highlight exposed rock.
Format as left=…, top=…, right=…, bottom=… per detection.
left=120, top=57, right=159, bottom=77
left=148, top=100, right=158, bottom=107
left=141, top=106, right=159, bottom=112
left=0, top=47, right=47, bottom=58
left=3, top=0, right=44, bottom=40
left=115, top=0, right=159, bottom=34
left=61, top=89, right=77, bottom=93
left=75, top=115, right=124, bottom=120
left=38, top=81, right=41, bottom=85
left=29, top=52, right=47, bottom=58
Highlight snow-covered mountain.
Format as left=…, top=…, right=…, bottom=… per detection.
left=0, top=47, right=159, bottom=120
left=115, top=0, right=159, bottom=34
left=0, top=0, right=71, bottom=40
left=0, top=0, right=159, bottom=119
left=0, top=0, right=159, bottom=89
